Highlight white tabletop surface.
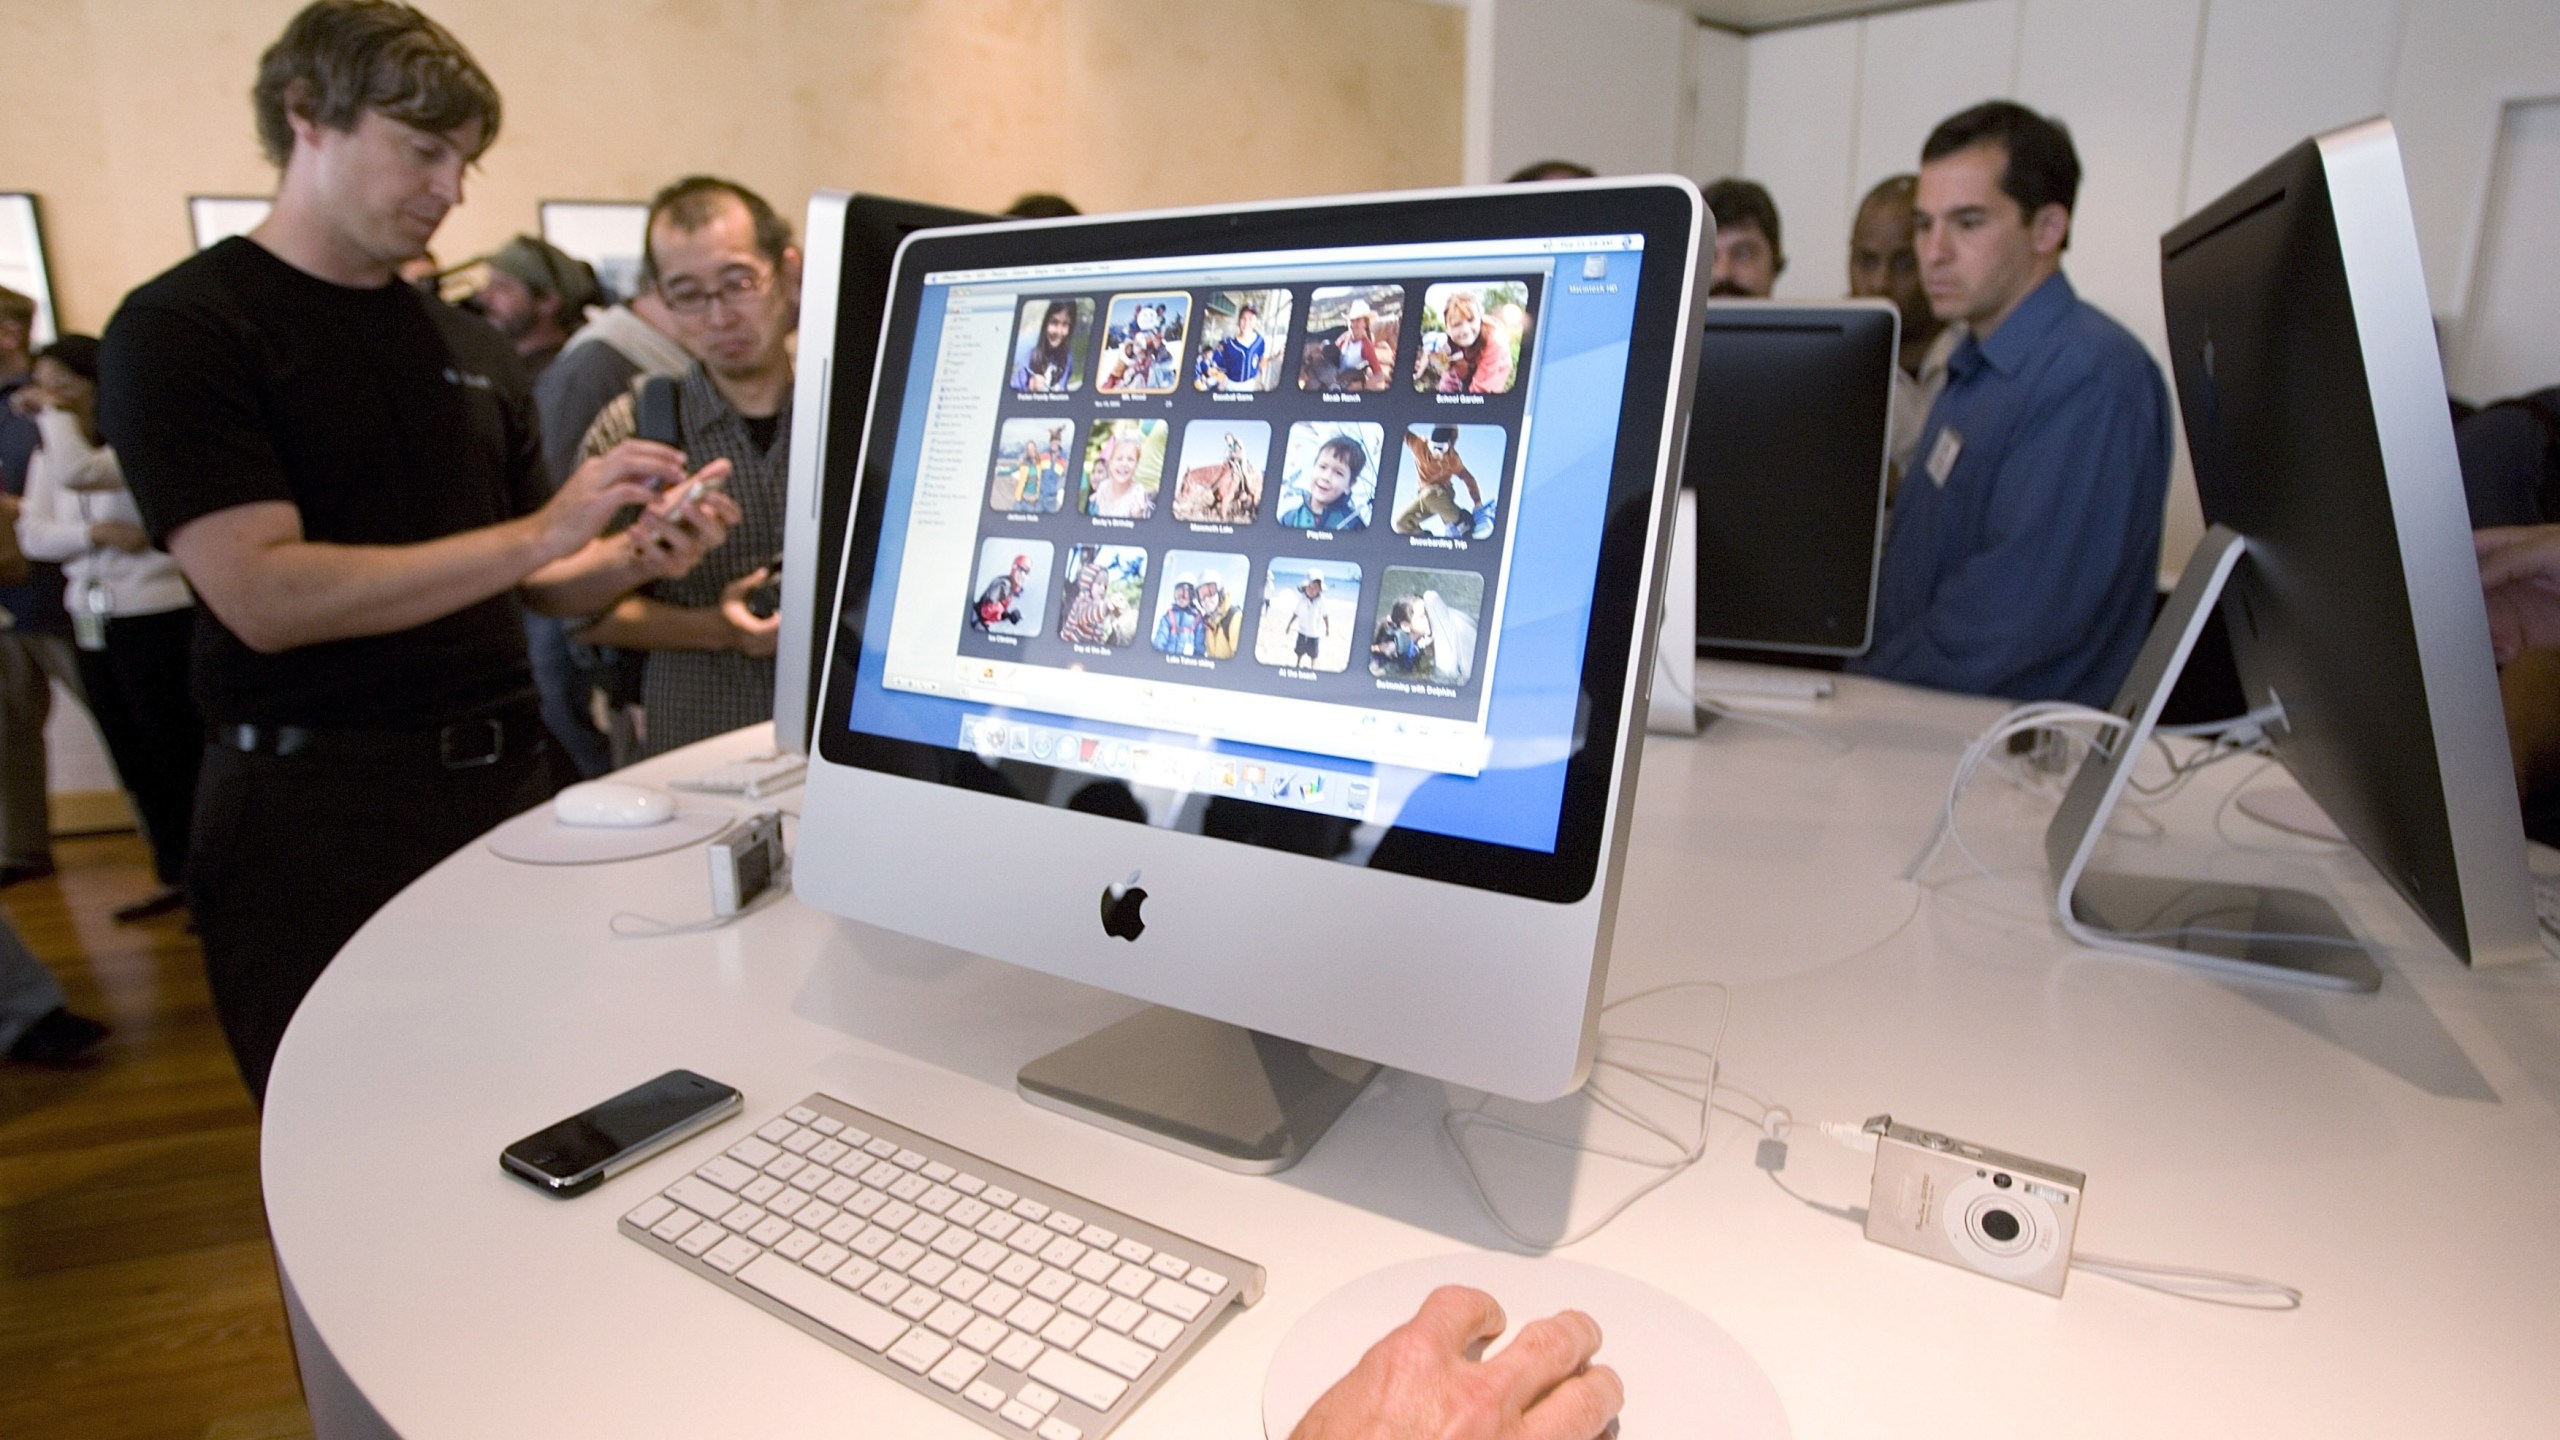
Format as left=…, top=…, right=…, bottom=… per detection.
left=261, top=678, right=2560, bottom=1438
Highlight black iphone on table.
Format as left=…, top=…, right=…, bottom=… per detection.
left=501, top=1068, right=743, bottom=1197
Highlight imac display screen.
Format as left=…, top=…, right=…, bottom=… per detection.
left=818, top=189, right=1696, bottom=904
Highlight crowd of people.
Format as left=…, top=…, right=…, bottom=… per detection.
left=4, top=3, right=2552, bottom=1434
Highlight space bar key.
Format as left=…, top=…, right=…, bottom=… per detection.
left=738, top=1254, right=910, bottom=1353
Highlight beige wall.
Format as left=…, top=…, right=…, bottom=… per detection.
left=5, top=0, right=1466, bottom=333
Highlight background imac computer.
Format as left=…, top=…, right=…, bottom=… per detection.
left=793, top=180, right=1708, bottom=1170
left=775, top=193, right=992, bottom=755
left=2046, top=117, right=2537, bottom=988
left=1683, top=298, right=1896, bottom=657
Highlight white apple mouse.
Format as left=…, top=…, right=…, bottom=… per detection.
left=552, top=781, right=676, bottom=829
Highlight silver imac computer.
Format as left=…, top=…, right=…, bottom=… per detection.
left=775, top=193, right=991, bottom=755
left=1684, top=299, right=1896, bottom=656
left=2046, top=118, right=2537, bottom=989
left=794, top=179, right=1708, bottom=1170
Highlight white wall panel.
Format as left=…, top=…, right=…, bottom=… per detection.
left=2449, top=100, right=2560, bottom=405
left=2016, top=0, right=2208, bottom=571
left=2182, top=0, right=2403, bottom=214
left=1740, top=20, right=1862, bottom=299
left=1489, top=0, right=1690, bottom=180
left=1850, top=0, right=2020, bottom=199
left=1689, top=24, right=1751, bottom=185
left=2389, top=0, right=2560, bottom=328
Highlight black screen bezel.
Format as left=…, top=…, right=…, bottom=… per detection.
left=814, top=184, right=1698, bottom=906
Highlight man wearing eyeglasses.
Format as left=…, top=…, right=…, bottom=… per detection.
left=93, top=1, right=740, bottom=1104
left=572, top=175, right=800, bottom=758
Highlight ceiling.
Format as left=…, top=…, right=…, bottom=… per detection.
left=1675, top=0, right=1945, bottom=34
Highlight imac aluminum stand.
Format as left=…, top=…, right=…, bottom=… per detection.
left=2044, top=525, right=2381, bottom=992
left=1018, top=1008, right=1381, bottom=1174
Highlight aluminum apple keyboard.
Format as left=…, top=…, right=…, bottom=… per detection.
left=618, top=1093, right=1262, bottom=1438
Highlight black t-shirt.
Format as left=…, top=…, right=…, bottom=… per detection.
left=99, top=238, right=547, bottom=728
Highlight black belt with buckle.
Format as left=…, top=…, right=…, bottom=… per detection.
left=211, top=706, right=542, bottom=771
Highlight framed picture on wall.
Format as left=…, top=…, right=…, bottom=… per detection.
left=0, top=194, right=60, bottom=346
left=539, top=200, right=649, bottom=305
left=189, top=195, right=273, bottom=252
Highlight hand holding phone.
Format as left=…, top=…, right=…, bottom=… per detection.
left=501, top=1069, right=742, bottom=1197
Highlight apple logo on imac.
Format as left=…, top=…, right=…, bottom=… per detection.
left=1100, top=872, right=1148, bottom=941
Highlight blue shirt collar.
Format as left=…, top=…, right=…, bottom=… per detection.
left=1948, top=270, right=2076, bottom=381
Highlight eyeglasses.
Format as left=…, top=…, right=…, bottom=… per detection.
left=659, top=266, right=774, bottom=315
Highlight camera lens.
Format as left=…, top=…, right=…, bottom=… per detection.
left=1978, top=1207, right=2022, bottom=1244
left=1993, top=1172, right=2012, bottom=1189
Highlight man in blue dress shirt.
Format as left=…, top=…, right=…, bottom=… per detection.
left=1852, top=102, right=2170, bottom=706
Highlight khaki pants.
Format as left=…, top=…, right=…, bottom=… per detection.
left=0, top=627, right=86, bottom=867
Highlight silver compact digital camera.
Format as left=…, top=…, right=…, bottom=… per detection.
left=708, top=810, right=787, bottom=917
left=1861, top=1114, right=2084, bottom=1297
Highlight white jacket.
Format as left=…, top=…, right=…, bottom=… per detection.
left=13, top=408, right=192, bottom=618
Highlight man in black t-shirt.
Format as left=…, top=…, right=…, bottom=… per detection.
left=96, top=1, right=740, bottom=1103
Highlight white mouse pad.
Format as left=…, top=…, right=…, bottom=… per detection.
left=1262, top=1251, right=1788, bottom=1438
left=482, top=807, right=733, bottom=865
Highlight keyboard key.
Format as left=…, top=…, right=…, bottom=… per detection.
left=1025, top=1267, right=1075, bottom=1303
left=780, top=1128, right=822, bottom=1156
left=876, top=1200, right=919, bottom=1232
left=821, top=1214, right=864, bottom=1246
left=951, top=1172, right=988, bottom=1196
left=1096, top=1296, right=1148, bottom=1335
left=745, top=1216, right=797, bottom=1249
left=911, top=1254, right=958, bottom=1288
left=1015, top=1381, right=1061, bottom=1415
left=926, top=1298, right=976, bottom=1337
left=1144, top=1277, right=1211, bottom=1323
left=1009, top=1296, right=1058, bottom=1334
left=888, top=1173, right=932, bottom=1203
left=930, top=1346, right=989, bottom=1391
left=663, top=1176, right=737, bottom=1222
left=1147, top=1253, right=1190, bottom=1281
left=774, top=1227, right=820, bottom=1261
left=739, top=1253, right=908, bottom=1353
left=789, top=1167, right=827, bottom=1193
left=817, top=1176, right=859, bottom=1206
left=996, top=1253, right=1046, bottom=1289
left=1028, top=1347, right=1130, bottom=1412
left=1186, top=1267, right=1228, bottom=1295
left=754, top=1117, right=798, bottom=1144
left=964, top=1379, right=1009, bottom=1410
left=1040, top=1313, right=1092, bottom=1350
left=1046, top=1210, right=1084, bottom=1235
left=697, top=1155, right=759, bottom=1191
left=974, top=1281, right=1025, bottom=1317
left=981, top=1185, right=1019, bottom=1209
left=903, top=1213, right=948, bottom=1246
left=1009, top=1226, right=1052, bottom=1255
left=999, top=1399, right=1047, bottom=1430
left=827, top=1255, right=875, bottom=1289
left=810, top=1116, right=843, bottom=1137
left=675, top=1223, right=722, bottom=1256
left=720, top=1204, right=769, bottom=1234
left=727, top=1137, right=782, bottom=1169
left=839, top=1126, right=872, bottom=1149
left=624, top=1196, right=675, bottom=1230
left=918, top=1185, right=959, bottom=1215
left=1077, top=1328, right=1156, bottom=1381
left=649, top=1208, right=701, bottom=1243
left=1037, top=1418, right=1083, bottom=1440
left=947, top=1196, right=991, bottom=1228
left=740, top=1176, right=785, bottom=1206
left=932, top=1226, right=979, bottom=1259
left=922, top=1160, right=958, bottom=1184
left=1071, top=1250, right=1119, bottom=1284
left=850, top=1225, right=894, bottom=1257
left=970, top=1239, right=1017, bottom=1273
left=704, top=1236, right=762, bottom=1275
left=763, top=1154, right=806, bottom=1182
left=768, top=1189, right=808, bottom=1219
left=848, top=1189, right=888, bottom=1218
left=804, top=1242, right=850, bottom=1275
left=1061, top=1282, right=1110, bottom=1318
left=894, top=1148, right=929, bottom=1171
left=784, top=1105, right=818, bottom=1125
left=864, top=1159, right=904, bottom=1188
left=995, top=1329, right=1048, bottom=1371
left=1133, top=1312, right=1184, bottom=1351
left=809, top=1137, right=851, bottom=1167
left=978, top=1212, right=1023, bottom=1243
left=940, top=1266, right=987, bottom=1302
left=1111, top=1238, right=1154, bottom=1266
left=887, top=1329, right=952, bottom=1374
left=880, top=1238, right=928, bottom=1272
left=1078, top=1224, right=1118, bottom=1249
left=862, top=1272, right=909, bottom=1307
left=1011, top=1198, right=1051, bottom=1224
left=1041, top=1236, right=1087, bottom=1270
left=893, top=1286, right=941, bottom=1321
left=957, top=1315, right=1011, bottom=1355
left=1106, top=1262, right=1155, bottom=1297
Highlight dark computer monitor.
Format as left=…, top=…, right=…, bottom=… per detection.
left=776, top=193, right=993, bottom=754
left=1681, top=299, right=1896, bottom=656
left=2046, top=118, right=2537, bottom=988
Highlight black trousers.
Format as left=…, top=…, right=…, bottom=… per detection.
left=188, top=724, right=551, bottom=1105
left=74, top=608, right=203, bottom=886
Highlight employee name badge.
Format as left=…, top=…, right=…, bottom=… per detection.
left=72, top=583, right=109, bottom=652
left=1925, top=427, right=1963, bottom=488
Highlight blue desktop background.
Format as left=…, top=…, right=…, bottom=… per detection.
left=844, top=248, right=1643, bottom=855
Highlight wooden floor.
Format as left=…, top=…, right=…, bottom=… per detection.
left=0, top=832, right=313, bottom=1440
